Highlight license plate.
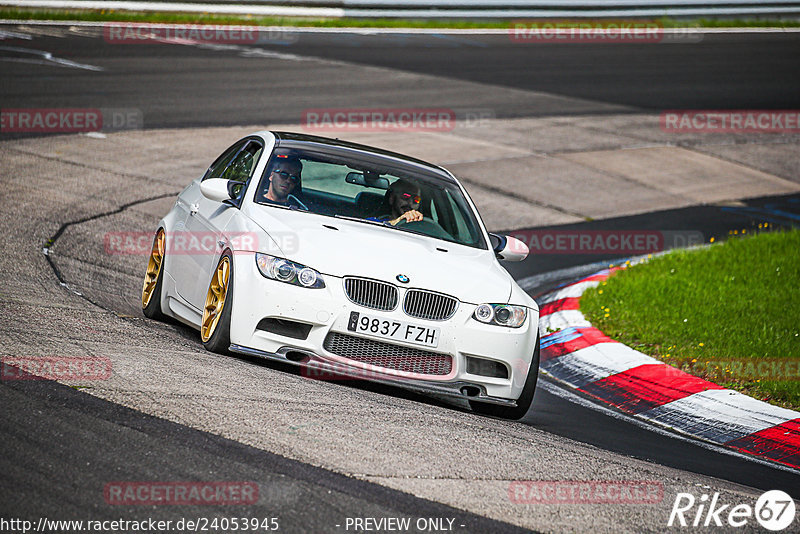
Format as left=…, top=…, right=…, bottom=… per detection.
left=346, top=311, right=440, bottom=348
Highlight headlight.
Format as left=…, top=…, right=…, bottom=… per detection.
left=473, top=304, right=526, bottom=328
left=255, top=253, right=325, bottom=289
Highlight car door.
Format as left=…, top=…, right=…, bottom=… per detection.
left=174, top=139, right=263, bottom=309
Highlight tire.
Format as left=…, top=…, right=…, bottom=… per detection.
left=201, top=252, right=234, bottom=354
left=469, top=333, right=540, bottom=420
left=142, top=228, right=167, bottom=321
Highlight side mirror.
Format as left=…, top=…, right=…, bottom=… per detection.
left=227, top=180, right=245, bottom=200
left=200, top=178, right=233, bottom=203
left=489, top=233, right=529, bottom=262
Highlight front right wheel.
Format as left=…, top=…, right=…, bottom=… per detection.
left=142, top=228, right=166, bottom=321
left=469, top=333, right=540, bottom=420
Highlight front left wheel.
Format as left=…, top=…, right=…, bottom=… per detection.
left=142, top=228, right=167, bottom=321
left=201, top=252, right=234, bottom=354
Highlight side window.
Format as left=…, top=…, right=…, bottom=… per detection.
left=221, top=141, right=263, bottom=184
left=204, top=140, right=248, bottom=181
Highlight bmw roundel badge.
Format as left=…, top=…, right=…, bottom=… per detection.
left=396, top=274, right=410, bottom=283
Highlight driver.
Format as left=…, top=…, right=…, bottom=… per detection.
left=263, top=156, right=302, bottom=205
left=375, top=179, right=424, bottom=226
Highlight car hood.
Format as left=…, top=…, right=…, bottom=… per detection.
left=245, top=207, right=512, bottom=304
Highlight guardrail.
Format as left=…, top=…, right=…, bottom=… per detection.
left=2, top=0, right=800, bottom=18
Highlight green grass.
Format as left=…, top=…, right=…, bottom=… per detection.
left=581, top=229, right=800, bottom=410
left=1, top=8, right=799, bottom=29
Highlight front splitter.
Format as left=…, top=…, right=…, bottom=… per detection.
left=229, top=343, right=517, bottom=407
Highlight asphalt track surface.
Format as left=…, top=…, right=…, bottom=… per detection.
left=2, top=25, right=800, bottom=532
left=1, top=28, right=799, bottom=129
left=1, top=374, right=529, bottom=533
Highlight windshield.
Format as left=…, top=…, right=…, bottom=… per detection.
left=253, top=146, right=487, bottom=249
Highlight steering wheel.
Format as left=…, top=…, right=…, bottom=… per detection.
left=395, top=218, right=453, bottom=240
left=287, top=194, right=309, bottom=211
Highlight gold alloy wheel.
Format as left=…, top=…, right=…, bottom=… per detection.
left=141, top=229, right=165, bottom=309
left=201, top=256, right=231, bottom=342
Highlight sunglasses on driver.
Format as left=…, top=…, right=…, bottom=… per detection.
left=272, top=169, right=301, bottom=182
left=399, top=192, right=421, bottom=204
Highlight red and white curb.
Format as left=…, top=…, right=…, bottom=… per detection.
left=537, top=268, right=800, bottom=471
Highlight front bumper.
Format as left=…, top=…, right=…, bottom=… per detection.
left=228, top=344, right=517, bottom=406
left=228, top=252, right=539, bottom=402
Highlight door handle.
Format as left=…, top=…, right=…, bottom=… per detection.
left=190, top=203, right=199, bottom=215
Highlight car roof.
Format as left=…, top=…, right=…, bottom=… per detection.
left=271, top=131, right=455, bottom=183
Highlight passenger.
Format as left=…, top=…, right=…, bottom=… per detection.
left=262, top=156, right=302, bottom=205
left=374, top=179, right=424, bottom=226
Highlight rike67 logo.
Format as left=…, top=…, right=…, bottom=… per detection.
left=668, top=490, right=796, bottom=530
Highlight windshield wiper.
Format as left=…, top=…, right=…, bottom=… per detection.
left=333, top=214, right=391, bottom=227
left=258, top=202, right=308, bottom=213
left=259, top=202, right=291, bottom=210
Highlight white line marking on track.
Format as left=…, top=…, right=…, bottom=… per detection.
left=0, top=45, right=103, bottom=70
left=0, top=28, right=31, bottom=39
left=3, top=19, right=800, bottom=35
left=0, top=1, right=342, bottom=18
left=15, top=24, right=72, bottom=37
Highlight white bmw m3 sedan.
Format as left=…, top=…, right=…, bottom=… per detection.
left=142, top=131, right=539, bottom=419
